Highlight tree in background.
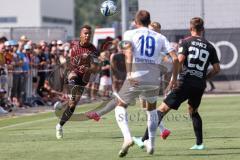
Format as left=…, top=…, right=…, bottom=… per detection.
left=74, top=0, right=119, bottom=37
left=74, top=0, right=138, bottom=37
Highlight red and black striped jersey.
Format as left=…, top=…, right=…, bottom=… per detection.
left=70, top=40, right=98, bottom=76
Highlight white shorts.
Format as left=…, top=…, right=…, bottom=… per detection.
left=114, top=80, right=159, bottom=105
left=139, top=95, right=158, bottom=104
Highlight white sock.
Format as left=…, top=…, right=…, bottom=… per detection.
left=115, top=106, right=132, bottom=142
left=147, top=109, right=158, bottom=148
left=56, top=123, right=62, bottom=129
left=159, top=121, right=165, bottom=134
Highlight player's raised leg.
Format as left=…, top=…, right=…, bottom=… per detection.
left=56, top=82, right=82, bottom=139
left=115, top=101, right=134, bottom=157
left=55, top=24, right=100, bottom=139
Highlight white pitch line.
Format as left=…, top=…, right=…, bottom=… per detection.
left=0, top=117, right=56, bottom=130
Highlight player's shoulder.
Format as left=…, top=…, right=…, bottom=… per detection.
left=179, top=36, right=199, bottom=47
left=123, top=30, right=134, bottom=41
left=156, top=32, right=168, bottom=41
left=90, top=43, right=97, bottom=49
left=202, top=38, right=214, bottom=47
left=126, top=27, right=149, bottom=34
left=204, top=40, right=216, bottom=52
left=70, top=40, right=80, bottom=48
left=181, top=36, right=194, bottom=43
left=123, top=29, right=136, bottom=38
left=192, top=37, right=215, bottom=50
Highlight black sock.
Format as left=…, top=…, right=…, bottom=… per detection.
left=141, top=128, right=149, bottom=142
left=157, top=110, right=164, bottom=125
left=59, top=106, right=75, bottom=126
left=191, top=112, right=203, bottom=145
left=142, top=110, right=164, bottom=142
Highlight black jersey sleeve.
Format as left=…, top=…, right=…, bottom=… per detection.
left=178, top=40, right=188, bottom=56
left=208, top=44, right=220, bottom=65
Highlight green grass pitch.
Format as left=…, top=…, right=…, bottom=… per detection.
left=0, top=95, right=240, bottom=160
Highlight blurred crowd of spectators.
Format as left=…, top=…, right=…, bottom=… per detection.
left=0, top=35, right=122, bottom=114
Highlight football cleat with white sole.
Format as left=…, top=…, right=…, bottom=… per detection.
left=132, top=137, right=144, bottom=149
left=118, top=141, right=134, bottom=157
left=56, top=124, right=63, bottom=139
left=144, top=140, right=154, bottom=155
left=190, top=144, right=205, bottom=150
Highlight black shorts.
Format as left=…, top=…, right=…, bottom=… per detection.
left=66, top=76, right=86, bottom=98
left=164, top=82, right=205, bottom=110
left=74, top=76, right=88, bottom=86
left=68, top=74, right=88, bottom=87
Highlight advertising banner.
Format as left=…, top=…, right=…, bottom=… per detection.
left=163, top=28, right=240, bottom=81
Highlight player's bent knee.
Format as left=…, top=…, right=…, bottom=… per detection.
left=158, top=102, right=170, bottom=113
left=117, top=101, right=128, bottom=108
left=68, top=100, right=77, bottom=108
left=140, top=96, right=157, bottom=110
left=188, top=105, right=198, bottom=115
left=147, top=105, right=157, bottom=111
left=139, top=98, right=146, bottom=109
left=145, top=96, right=158, bottom=104
left=75, top=95, right=81, bottom=101
left=68, top=71, right=77, bottom=80
left=146, top=102, right=157, bottom=111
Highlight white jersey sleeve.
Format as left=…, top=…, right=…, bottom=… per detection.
left=160, top=35, right=174, bottom=54
left=123, top=30, right=134, bottom=42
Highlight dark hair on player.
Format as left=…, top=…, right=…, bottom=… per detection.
left=135, top=10, right=151, bottom=27
left=190, top=17, right=204, bottom=32
left=80, top=24, right=92, bottom=31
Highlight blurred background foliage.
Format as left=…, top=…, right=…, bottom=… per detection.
left=74, top=0, right=138, bottom=36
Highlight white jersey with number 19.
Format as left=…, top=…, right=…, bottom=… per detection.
left=123, top=27, right=173, bottom=85
left=123, top=27, right=173, bottom=65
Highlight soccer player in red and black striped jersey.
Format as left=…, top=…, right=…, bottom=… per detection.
left=55, top=25, right=100, bottom=139
left=139, top=17, right=220, bottom=150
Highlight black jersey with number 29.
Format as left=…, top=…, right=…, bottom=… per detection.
left=178, top=36, right=219, bottom=89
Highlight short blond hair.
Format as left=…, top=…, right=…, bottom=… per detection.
left=149, top=22, right=161, bottom=33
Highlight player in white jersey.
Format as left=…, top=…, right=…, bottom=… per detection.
left=137, top=21, right=171, bottom=141
left=113, top=10, right=179, bottom=157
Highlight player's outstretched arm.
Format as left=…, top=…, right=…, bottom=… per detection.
left=121, top=41, right=132, bottom=77
left=168, top=50, right=179, bottom=89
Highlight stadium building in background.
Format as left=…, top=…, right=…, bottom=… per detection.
left=139, top=0, right=240, bottom=85
left=0, top=0, right=74, bottom=40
